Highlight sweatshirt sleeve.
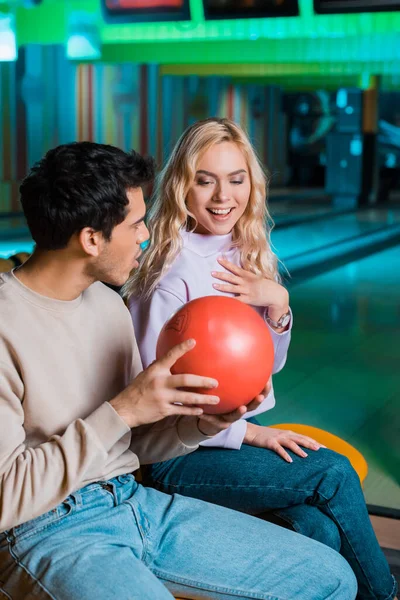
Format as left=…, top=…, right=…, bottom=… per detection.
left=129, top=415, right=214, bottom=465
left=199, top=419, right=248, bottom=450
left=129, top=287, right=185, bottom=369
left=0, top=361, right=131, bottom=532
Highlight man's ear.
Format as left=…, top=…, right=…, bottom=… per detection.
left=78, top=227, right=104, bottom=257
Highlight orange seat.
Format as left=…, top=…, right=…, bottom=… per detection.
left=270, top=423, right=368, bottom=483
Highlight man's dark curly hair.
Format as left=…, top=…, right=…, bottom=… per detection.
left=20, top=142, right=155, bottom=250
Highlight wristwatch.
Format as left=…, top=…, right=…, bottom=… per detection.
left=265, top=307, right=291, bottom=329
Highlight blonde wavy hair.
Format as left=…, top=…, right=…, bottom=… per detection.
left=124, top=117, right=279, bottom=300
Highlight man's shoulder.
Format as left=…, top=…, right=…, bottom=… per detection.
left=0, top=272, right=18, bottom=309
left=88, top=281, right=125, bottom=305
left=86, top=282, right=131, bottom=325
left=0, top=272, right=12, bottom=291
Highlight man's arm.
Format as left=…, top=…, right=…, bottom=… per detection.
left=0, top=340, right=220, bottom=531
left=128, top=415, right=213, bottom=465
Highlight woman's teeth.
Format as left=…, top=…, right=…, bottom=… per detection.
left=208, top=208, right=233, bottom=215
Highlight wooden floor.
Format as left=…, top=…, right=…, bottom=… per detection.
left=371, top=516, right=400, bottom=550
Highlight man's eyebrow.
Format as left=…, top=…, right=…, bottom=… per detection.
left=196, top=169, right=247, bottom=177
left=132, top=214, right=146, bottom=225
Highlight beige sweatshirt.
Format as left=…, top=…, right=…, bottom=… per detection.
left=0, top=271, right=209, bottom=532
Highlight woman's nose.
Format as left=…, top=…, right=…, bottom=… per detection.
left=212, top=182, right=230, bottom=202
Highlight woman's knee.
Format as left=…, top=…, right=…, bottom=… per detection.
left=317, top=450, right=361, bottom=490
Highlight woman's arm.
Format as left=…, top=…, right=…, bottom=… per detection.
left=265, top=308, right=293, bottom=374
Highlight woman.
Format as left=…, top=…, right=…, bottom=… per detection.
left=125, top=117, right=397, bottom=600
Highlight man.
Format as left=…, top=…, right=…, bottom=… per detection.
left=0, top=142, right=357, bottom=599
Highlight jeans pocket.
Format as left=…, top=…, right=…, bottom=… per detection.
left=11, top=500, right=74, bottom=543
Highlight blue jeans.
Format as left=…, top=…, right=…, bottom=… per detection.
left=0, top=474, right=357, bottom=600
left=143, top=438, right=397, bottom=600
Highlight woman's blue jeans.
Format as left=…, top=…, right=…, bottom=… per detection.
left=143, top=433, right=397, bottom=600
left=0, top=474, right=358, bottom=600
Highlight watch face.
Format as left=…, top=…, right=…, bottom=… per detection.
left=280, top=313, right=291, bottom=327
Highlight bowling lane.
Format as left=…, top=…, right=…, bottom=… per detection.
left=2, top=206, right=400, bottom=265
left=0, top=238, right=35, bottom=258
left=0, top=215, right=33, bottom=258
left=271, top=207, right=400, bottom=262
left=260, top=244, right=400, bottom=511
left=269, top=189, right=334, bottom=226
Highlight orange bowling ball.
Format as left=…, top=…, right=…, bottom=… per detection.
left=156, top=296, right=274, bottom=414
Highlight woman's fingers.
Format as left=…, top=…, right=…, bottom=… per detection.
left=292, top=434, right=325, bottom=450
left=281, top=439, right=308, bottom=458
left=262, top=378, right=272, bottom=396
left=246, top=395, right=265, bottom=412
left=212, top=282, right=247, bottom=295
left=276, top=429, right=325, bottom=451
left=211, top=271, right=242, bottom=285
left=271, top=443, right=293, bottom=463
left=217, top=257, right=246, bottom=276
left=200, top=405, right=248, bottom=426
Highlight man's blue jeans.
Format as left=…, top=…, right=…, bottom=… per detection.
left=143, top=442, right=396, bottom=600
left=0, top=474, right=357, bottom=599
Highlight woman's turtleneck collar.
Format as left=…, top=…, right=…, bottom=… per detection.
left=180, top=229, right=233, bottom=258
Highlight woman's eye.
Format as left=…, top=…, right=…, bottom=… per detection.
left=197, top=180, right=214, bottom=186
left=231, top=180, right=243, bottom=185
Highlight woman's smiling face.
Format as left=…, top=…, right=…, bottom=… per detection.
left=186, top=141, right=251, bottom=235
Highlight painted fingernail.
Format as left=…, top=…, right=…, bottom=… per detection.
left=212, top=284, right=219, bottom=288
left=196, top=409, right=203, bottom=414
left=210, top=397, right=220, bottom=403
left=288, top=457, right=293, bottom=463
left=302, top=452, right=308, bottom=457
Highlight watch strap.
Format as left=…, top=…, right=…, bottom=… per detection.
left=265, top=308, right=291, bottom=329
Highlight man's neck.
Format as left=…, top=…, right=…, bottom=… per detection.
left=14, top=251, right=93, bottom=301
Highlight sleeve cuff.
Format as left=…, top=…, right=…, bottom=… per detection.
left=84, top=402, right=131, bottom=453
left=176, top=416, right=214, bottom=448
left=199, top=418, right=248, bottom=450
left=223, top=419, right=247, bottom=449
